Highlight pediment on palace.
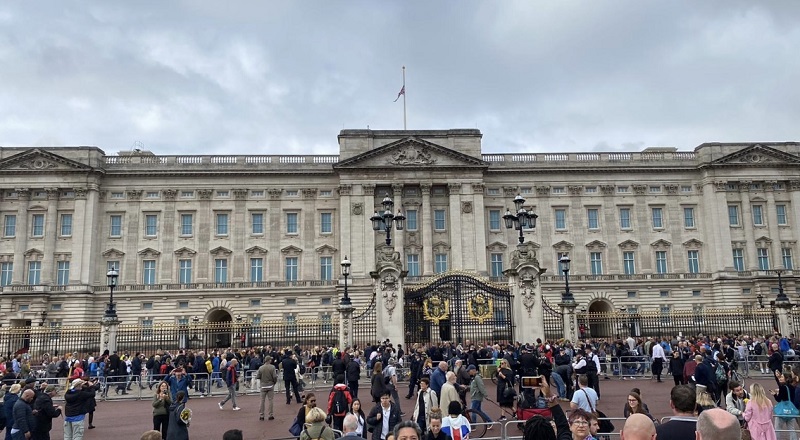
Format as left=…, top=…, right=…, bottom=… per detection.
left=709, top=144, right=800, bottom=167
left=0, top=149, right=95, bottom=173
left=333, top=137, right=488, bottom=170
left=138, top=247, right=161, bottom=258
left=102, top=248, right=125, bottom=258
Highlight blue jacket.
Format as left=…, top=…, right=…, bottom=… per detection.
left=167, top=375, right=190, bottom=402
left=430, top=367, right=446, bottom=396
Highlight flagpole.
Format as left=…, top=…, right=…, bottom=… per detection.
left=402, top=66, right=407, bottom=130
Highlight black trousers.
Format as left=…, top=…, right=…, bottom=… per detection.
left=348, top=380, right=359, bottom=399
left=153, top=414, right=169, bottom=439
left=285, top=379, right=301, bottom=403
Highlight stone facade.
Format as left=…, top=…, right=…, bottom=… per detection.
left=0, top=131, right=798, bottom=332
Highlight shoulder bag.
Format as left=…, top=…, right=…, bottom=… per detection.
left=774, top=386, right=800, bottom=420
left=582, top=389, right=614, bottom=433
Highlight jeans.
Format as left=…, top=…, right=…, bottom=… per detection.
left=551, top=370, right=566, bottom=397
left=470, top=399, right=493, bottom=423
left=64, top=420, right=85, bottom=440
left=220, top=384, right=238, bottom=408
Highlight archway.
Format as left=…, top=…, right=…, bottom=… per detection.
left=587, top=300, right=615, bottom=338
left=206, top=309, right=232, bottom=348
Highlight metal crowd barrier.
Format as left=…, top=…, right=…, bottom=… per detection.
left=772, top=414, right=800, bottom=435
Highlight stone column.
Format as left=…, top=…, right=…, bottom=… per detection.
left=448, top=183, right=463, bottom=270
left=12, top=188, right=30, bottom=284
left=339, top=185, right=353, bottom=266
left=41, top=188, right=60, bottom=285
left=774, top=303, right=794, bottom=336
left=504, top=242, right=545, bottom=343
left=420, top=183, right=434, bottom=275
left=100, top=317, right=121, bottom=354
left=739, top=182, right=758, bottom=269
left=470, top=183, right=487, bottom=274
left=337, top=301, right=355, bottom=349
left=764, top=183, right=782, bottom=265
left=372, top=245, right=405, bottom=346
left=560, top=300, right=579, bottom=343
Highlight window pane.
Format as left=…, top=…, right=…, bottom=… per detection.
left=56, top=261, right=70, bottom=285
left=287, top=213, right=298, bottom=234
left=0, top=262, right=13, bottom=286
left=728, top=206, right=739, bottom=226
left=60, top=214, right=73, bottom=236
left=285, top=257, right=298, bottom=281
left=752, top=205, right=763, bottom=225
left=216, top=213, right=229, bottom=235
left=406, top=210, right=418, bottom=231
left=179, top=259, right=192, bottom=284
left=489, top=210, right=501, bottom=230
left=623, top=251, right=635, bottom=275
left=252, top=213, right=264, bottom=234
left=143, top=260, right=156, bottom=284
left=434, top=254, right=448, bottom=273
left=590, top=252, right=603, bottom=275
left=757, top=248, right=769, bottom=270
left=214, top=259, right=228, bottom=283
left=4, top=215, right=16, bottom=237
left=32, top=214, right=44, bottom=236
left=555, top=209, right=566, bottom=230
left=320, top=256, right=332, bottom=280
left=181, top=214, right=193, bottom=235
left=250, top=258, right=263, bottom=282
left=687, top=250, right=700, bottom=273
left=776, top=205, right=787, bottom=225
left=587, top=209, right=599, bottom=229
left=655, top=251, right=668, bottom=274
left=782, top=248, right=793, bottom=270
left=110, top=215, right=122, bottom=237
left=490, top=253, right=503, bottom=277
left=732, top=249, right=745, bottom=272
left=619, top=208, right=631, bottom=229
left=28, top=261, right=41, bottom=285
left=145, top=215, right=157, bottom=236
left=683, top=208, right=695, bottom=228
left=652, top=208, right=663, bottom=228
left=320, top=213, right=332, bottom=234
left=406, top=254, right=420, bottom=277
left=434, top=210, right=446, bottom=230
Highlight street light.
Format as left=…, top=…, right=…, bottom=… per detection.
left=104, top=268, right=119, bottom=319
left=560, top=255, right=574, bottom=303
left=756, top=293, right=765, bottom=309
left=503, top=194, right=538, bottom=244
left=370, top=194, right=406, bottom=246
left=39, top=310, right=48, bottom=326
left=340, top=256, right=352, bottom=306
left=772, top=267, right=790, bottom=303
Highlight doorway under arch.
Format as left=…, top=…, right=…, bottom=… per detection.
left=206, top=309, right=232, bottom=348
left=587, top=300, right=615, bottom=338
left=207, top=309, right=232, bottom=323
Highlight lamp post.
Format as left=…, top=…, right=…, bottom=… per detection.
left=39, top=310, right=48, bottom=327
left=370, top=194, right=406, bottom=246
left=559, top=255, right=575, bottom=303
left=104, top=268, right=119, bottom=319
left=340, top=256, right=352, bottom=306
left=503, top=194, right=538, bottom=244
left=756, top=293, right=765, bottom=309
left=772, top=267, right=790, bottom=303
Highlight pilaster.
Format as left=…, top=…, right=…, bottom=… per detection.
left=470, top=183, right=487, bottom=275
left=448, top=182, right=463, bottom=270
left=40, top=187, right=59, bottom=284
left=12, top=188, right=30, bottom=284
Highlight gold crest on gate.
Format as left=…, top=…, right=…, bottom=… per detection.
left=423, top=296, right=449, bottom=324
left=468, top=294, right=493, bottom=324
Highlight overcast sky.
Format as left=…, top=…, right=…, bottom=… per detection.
left=1, top=1, right=799, bottom=156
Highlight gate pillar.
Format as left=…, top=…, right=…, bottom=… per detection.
left=775, top=302, right=794, bottom=336
left=100, top=316, right=120, bottom=354
left=504, top=243, right=545, bottom=343
left=338, top=302, right=356, bottom=349
left=560, top=301, right=579, bottom=343
left=372, top=245, right=406, bottom=347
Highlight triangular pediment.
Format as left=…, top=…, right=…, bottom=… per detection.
left=23, top=248, right=43, bottom=256
left=174, top=247, right=197, bottom=257
left=618, top=240, right=640, bottom=250
left=0, top=148, right=95, bottom=172
left=682, top=239, right=703, bottom=248
left=102, top=248, right=125, bottom=258
left=486, top=241, right=508, bottom=252
left=315, top=244, right=338, bottom=255
left=552, top=241, right=574, bottom=251
left=138, top=247, right=161, bottom=257
left=585, top=240, right=607, bottom=249
left=245, top=246, right=268, bottom=255
left=709, top=144, right=800, bottom=167
left=209, top=246, right=232, bottom=256
left=333, top=137, right=488, bottom=170
left=281, top=245, right=303, bottom=255
left=650, top=239, right=672, bottom=248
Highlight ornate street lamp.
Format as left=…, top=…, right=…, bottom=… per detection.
left=340, top=256, right=352, bottom=306
left=39, top=310, right=48, bottom=326
left=772, top=267, right=790, bottom=303
left=756, top=293, right=765, bottom=309
left=104, top=268, right=119, bottom=319
left=371, top=194, right=406, bottom=246
left=560, top=255, right=574, bottom=303
left=503, top=194, right=538, bottom=244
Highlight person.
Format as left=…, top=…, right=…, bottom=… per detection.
left=4, top=384, right=21, bottom=440
left=348, top=399, right=367, bottom=438
left=439, top=372, right=459, bottom=420
left=412, top=378, right=438, bottom=433
left=166, top=368, right=190, bottom=404
left=466, top=365, right=492, bottom=427
left=218, top=358, right=240, bottom=411
left=570, top=375, right=598, bottom=414
left=32, top=384, right=61, bottom=440
left=768, top=343, right=784, bottom=384
left=367, top=391, right=402, bottom=440
left=347, top=354, right=362, bottom=399
left=299, top=407, right=335, bottom=440
left=140, top=430, right=162, bottom=440
left=370, top=362, right=386, bottom=404
left=622, top=392, right=654, bottom=421
left=695, top=408, right=741, bottom=440
left=152, top=381, right=172, bottom=439
left=441, top=401, right=471, bottom=440
left=620, top=413, right=656, bottom=440
left=771, top=373, right=799, bottom=439
left=392, top=421, right=422, bottom=440
left=429, top=362, right=448, bottom=397
left=282, top=351, right=302, bottom=404
left=326, top=383, right=353, bottom=431
left=342, top=414, right=361, bottom=438
left=669, top=351, right=685, bottom=385
left=496, top=359, right=515, bottom=421
left=166, top=390, right=189, bottom=440
left=426, top=410, right=451, bottom=440
left=744, top=383, right=776, bottom=440
left=383, top=358, right=402, bottom=414
left=296, top=393, right=317, bottom=434
left=696, top=390, right=716, bottom=414
left=651, top=338, right=668, bottom=383
left=83, top=377, right=101, bottom=430
left=724, top=380, right=749, bottom=426
left=256, top=355, right=278, bottom=421
left=11, top=389, right=36, bottom=440
left=64, top=379, right=96, bottom=440
left=655, top=384, right=697, bottom=439
left=222, top=430, right=243, bottom=440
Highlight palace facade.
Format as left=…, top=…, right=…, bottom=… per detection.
left=0, top=129, right=798, bottom=334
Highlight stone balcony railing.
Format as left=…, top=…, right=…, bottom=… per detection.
left=102, top=155, right=340, bottom=171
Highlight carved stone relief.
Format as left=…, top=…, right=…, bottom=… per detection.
left=380, top=273, right=399, bottom=318
left=352, top=202, right=363, bottom=216
left=387, top=147, right=436, bottom=165
left=461, top=201, right=473, bottom=214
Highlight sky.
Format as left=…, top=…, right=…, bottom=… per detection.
left=1, top=1, right=799, bottom=156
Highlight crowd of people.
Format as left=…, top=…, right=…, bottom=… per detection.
left=0, top=332, right=799, bottom=440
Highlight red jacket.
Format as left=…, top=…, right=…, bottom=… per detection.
left=327, top=384, right=352, bottom=416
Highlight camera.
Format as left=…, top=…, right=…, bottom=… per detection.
left=521, top=376, right=543, bottom=389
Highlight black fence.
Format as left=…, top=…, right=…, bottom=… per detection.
left=543, top=300, right=564, bottom=341
left=351, top=297, right=377, bottom=349
left=0, top=325, right=101, bottom=358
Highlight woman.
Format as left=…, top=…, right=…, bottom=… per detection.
left=669, top=351, right=685, bottom=386
left=84, top=377, right=102, bottom=429
left=370, top=361, right=385, bottom=403
left=696, top=390, right=716, bottom=415
left=299, top=407, right=335, bottom=440
left=522, top=381, right=587, bottom=440
left=744, top=383, right=776, bottom=440
left=412, top=378, right=439, bottom=433
left=441, top=401, right=471, bottom=440
left=421, top=358, right=434, bottom=380
left=152, top=381, right=172, bottom=439
left=496, top=359, right=515, bottom=421
left=166, top=390, right=189, bottom=440
left=349, top=398, right=367, bottom=439
left=425, top=409, right=450, bottom=440
left=622, top=392, right=654, bottom=421
left=295, top=393, right=317, bottom=436
left=771, top=373, right=799, bottom=439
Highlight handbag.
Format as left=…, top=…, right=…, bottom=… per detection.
left=774, top=386, right=800, bottom=419
left=503, top=378, right=517, bottom=399
left=583, top=390, right=615, bottom=433
left=740, top=421, right=752, bottom=440
left=289, top=416, right=303, bottom=437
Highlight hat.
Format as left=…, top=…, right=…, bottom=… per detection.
left=466, top=365, right=477, bottom=372
left=24, top=377, right=36, bottom=385
left=45, top=385, right=57, bottom=393
left=70, top=379, right=85, bottom=389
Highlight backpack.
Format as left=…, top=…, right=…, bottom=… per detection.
left=303, top=425, right=326, bottom=440
left=715, top=363, right=726, bottom=384
left=160, top=363, right=168, bottom=375
left=331, top=388, right=349, bottom=416
left=754, top=343, right=763, bottom=356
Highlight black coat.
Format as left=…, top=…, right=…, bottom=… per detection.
left=166, top=401, right=189, bottom=440
left=366, top=403, right=401, bottom=440
left=346, top=359, right=361, bottom=383
left=33, top=393, right=61, bottom=439
left=282, top=357, right=298, bottom=381
left=12, top=398, right=36, bottom=436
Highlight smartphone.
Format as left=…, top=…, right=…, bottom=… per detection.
left=521, top=376, right=543, bottom=388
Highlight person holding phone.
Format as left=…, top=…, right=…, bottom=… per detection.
left=152, top=381, right=172, bottom=439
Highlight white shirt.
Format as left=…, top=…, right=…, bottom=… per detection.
left=652, top=344, right=668, bottom=361
left=381, top=406, right=391, bottom=440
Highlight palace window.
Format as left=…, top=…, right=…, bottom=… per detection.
left=179, top=259, right=192, bottom=284
left=757, top=248, right=770, bottom=270
left=489, top=210, right=501, bottom=231
left=434, top=254, right=448, bottom=274
left=285, top=257, right=298, bottom=281
left=28, top=261, right=41, bottom=285
left=434, top=210, right=446, bottom=230
left=143, top=260, right=157, bottom=285
left=144, top=214, right=158, bottom=237
left=3, top=215, right=16, bottom=237
left=251, top=213, right=264, bottom=234
left=752, top=205, right=764, bottom=226
left=782, top=248, right=794, bottom=270
left=619, top=208, right=631, bottom=229
left=732, top=249, right=745, bottom=272
left=589, top=252, right=603, bottom=275
left=286, top=213, right=298, bottom=234
left=554, top=209, right=567, bottom=230
left=623, top=251, right=636, bottom=275
left=655, top=251, right=668, bottom=274
left=250, top=258, right=264, bottom=282
left=587, top=208, right=599, bottom=230
left=60, top=214, right=73, bottom=236
left=687, top=250, right=700, bottom=273
left=490, top=253, right=503, bottom=277
left=216, top=213, right=229, bottom=236
left=320, top=256, right=333, bottom=280
left=776, top=205, right=788, bottom=225
left=0, top=262, right=12, bottom=286
left=110, top=215, right=122, bottom=237
left=728, top=206, right=740, bottom=226
left=320, top=213, right=332, bottom=234
left=406, top=254, right=420, bottom=277
left=651, top=207, right=663, bottom=229
left=31, top=214, right=45, bottom=237
left=214, top=259, right=228, bottom=283
left=180, top=214, right=193, bottom=236
left=683, top=207, right=695, bottom=228
left=56, top=261, right=70, bottom=285
left=406, top=210, right=418, bottom=231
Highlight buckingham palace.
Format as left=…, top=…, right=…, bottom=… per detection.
left=0, top=129, right=799, bottom=346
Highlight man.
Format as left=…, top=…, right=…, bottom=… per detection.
left=392, top=421, right=422, bottom=440
left=412, top=378, right=438, bottom=433
left=64, top=379, right=97, bottom=440
left=218, top=358, right=241, bottom=411
left=256, top=355, right=278, bottom=421
left=694, top=355, right=717, bottom=399
left=554, top=346, right=572, bottom=400
left=192, top=351, right=207, bottom=396
left=383, top=358, right=402, bottom=414
left=342, top=414, right=360, bottom=437
left=281, top=351, right=302, bottom=404
left=326, top=382, right=353, bottom=431
left=651, top=338, right=668, bottom=383
left=696, top=408, right=741, bottom=440
left=429, top=361, right=448, bottom=396
left=570, top=375, right=598, bottom=413
left=331, top=352, right=347, bottom=385
left=32, top=385, right=61, bottom=440
left=768, top=343, right=783, bottom=385
left=222, top=429, right=244, bottom=440
left=656, top=384, right=697, bottom=439
left=346, top=352, right=361, bottom=399
left=620, top=413, right=656, bottom=440
left=367, top=391, right=402, bottom=440
left=467, top=365, right=493, bottom=428
left=11, top=389, right=36, bottom=440
left=405, top=352, right=422, bottom=399
left=584, top=346, right=601, bottom=398
left=166, top=367, right=190, bottom=403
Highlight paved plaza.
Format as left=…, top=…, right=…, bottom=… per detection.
left=43, top=374, right=780, bottom=440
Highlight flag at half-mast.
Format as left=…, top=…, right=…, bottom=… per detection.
left=393, top=85, right=405, bottom=102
